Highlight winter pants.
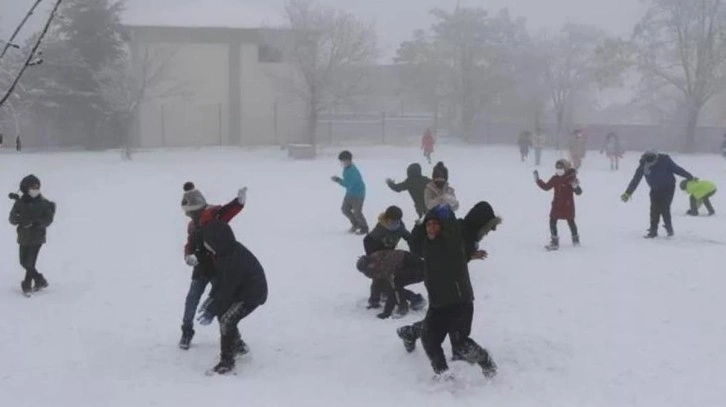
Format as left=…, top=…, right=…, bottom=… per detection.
left=424, top=151, right=432, bottom=164
left=182, top=278, right=212, bottom=332
left=421, top=302, right=492, bottom=374
left=19, top=244, right=42, bottom=285
left=534, top=148, right=542, bottom=166
left=550, top=218, right=578, bottom=238
left=219, top=301, right=258, bottom=362
left=689, top=191, right=716, bottom=215
left=650, top=186, right=676, bottom=233
left=341, top=195, right=368, bottom=231
left=520, top=147, right=529, bottom=162
left=369, top=278, right=418, bottom=308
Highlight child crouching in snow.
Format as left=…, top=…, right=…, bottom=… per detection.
left=196, top=219, right=267, bottom=375
left=356, top=250, right=425, bottom=319
left=534, top=159, right=582, bottom=250
left=680, top=178, right=717, bottom=216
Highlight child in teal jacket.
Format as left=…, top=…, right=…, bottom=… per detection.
left=332, top=150, right=369, bottom=234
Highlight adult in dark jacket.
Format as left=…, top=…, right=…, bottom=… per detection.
left=179, top=182, right=247, bottom=350
left=363, top=206, right=423, bottom=310
left=196, top=219, right=268, bottom=375
left=621, top=151, right=694, bottom=238
left=397, top=204, right=499, bottom=378
left=385, top=163, right=431, bottom=219
left=8, top=174, right=56, bottom=296
left=356, top=250, right=425, bottom=319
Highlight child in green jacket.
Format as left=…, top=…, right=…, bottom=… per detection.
left=680, top=179, right=717, bottom=216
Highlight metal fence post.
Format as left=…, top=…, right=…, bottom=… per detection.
left=381, top=112, right=386, bottom=144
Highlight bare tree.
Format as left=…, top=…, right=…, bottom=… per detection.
left=0, top=0, right=43, bottom=63
left=281, top=0, right=378, bottom=145
left=99, top=44, right=184, bottom=159
left=634, top=0, right=726, bottom=152
left=0, top=0, right=63, bottom=109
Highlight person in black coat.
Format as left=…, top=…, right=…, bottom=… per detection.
left=397, top=202, right=501, bottom=377
left=397, top=201, right=502, bottom=375
left=621, top=151, right=693, bottom=238
left=385, top=163, right=431, bottom=219
left=196, top=220, right=267, bottom=375
left=356, top=250, right=425, bottom=319
left=8, top=174, right=56, bottom=296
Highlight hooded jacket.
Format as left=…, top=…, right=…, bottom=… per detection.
left=537, top=168, right=582, bottom=220
left=424, top=182, right=459, bottom=211
left=386, top=163, right=431, bottom=217
left=683, top=179, right=717, bottom=200
left=363, top=213, right=412, bottom=255
left=202, top=220, right=267, bottom=317
left=626, top=153, right=693, bottom=194
left=185, top=197, right=244, bottom=280
left=418, top=207, right=474, bottom=308
left=9, top=175, right=56, bottom=246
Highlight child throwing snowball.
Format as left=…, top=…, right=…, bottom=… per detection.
left=534, top=159, right=582, bottom=250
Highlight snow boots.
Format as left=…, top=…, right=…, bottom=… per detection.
left=34, top=274, right=48, bottom=291
left=397, top=326, right=418, bottom=353
left=545, top=236, right=559, bottom=251
left=409, top=293, right=426, bottom=311
left=21, top=280, right=32, bottom=297
left=479, top=351, right=498, bottom=378
left=179, top=328, right=194, bottom=350
left=211, top=358, right=235, bottom=375
left=572, top=235, right=580, bottom=246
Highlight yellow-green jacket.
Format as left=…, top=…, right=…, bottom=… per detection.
left=683, top=179, right=717, bottom=200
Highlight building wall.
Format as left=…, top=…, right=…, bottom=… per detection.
left=136, top=42, right=229, bottom=148
left=238, top=44, right=306, bottom=145
left=131, top=26, right=307, bottom=149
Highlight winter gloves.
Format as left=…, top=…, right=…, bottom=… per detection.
left=197, top=297, right=215, bottom=325
left=240, top=187, right=248, bottom=204
left=331, top=176, right=342, bottom=183
left=621, top=192, right=631, bottom=202
left=185, top=254, right=199, bottom=267
left=533, top=170, right=540, bottom=181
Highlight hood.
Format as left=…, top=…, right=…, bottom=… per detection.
left=201, top=219, right=238, bottom=256
left=20, top=174, right=40, bottom=194
left=423, top=205, right=455, bottom=225
left=462, top=201, right=501, bottom=239
left=406, top=163, right=422, bottom=178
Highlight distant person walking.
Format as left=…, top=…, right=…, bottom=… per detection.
left=422, top=129, right=435, bottom=164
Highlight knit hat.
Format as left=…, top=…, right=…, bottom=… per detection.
left=181, top=182, right=207, bottom=212
left=432, top=162, right=448, bottom=181
left=423, top=204, right=454, bottom=225
left=20, top=174, right=40, bottom=194
left=384, top=205, right=403, bottom=221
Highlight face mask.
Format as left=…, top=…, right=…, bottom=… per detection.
left=28, top=189, right=40, bottom=198
left=386, top=220, right=401, bottom=231
left=555, top=169, right=565, bottom=176
left=434, top=180, right=446, bottom=188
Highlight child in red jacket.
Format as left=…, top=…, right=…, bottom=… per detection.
left=534, top=159, right=582, bottom=251
left=179, top=182, right=247, bottom=350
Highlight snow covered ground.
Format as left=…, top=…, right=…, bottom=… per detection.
left=1, top=145, right=725, bottom=407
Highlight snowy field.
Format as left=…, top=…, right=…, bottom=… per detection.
left=1, top=144, right=725, bottom=407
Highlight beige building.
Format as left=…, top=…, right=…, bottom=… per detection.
left=127, top=25, right=307, bottom=148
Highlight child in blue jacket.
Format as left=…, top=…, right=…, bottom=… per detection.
left=331, top=150, right=369, bottom=234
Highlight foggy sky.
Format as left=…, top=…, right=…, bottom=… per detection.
left=1, top=0, right=646, bottom=61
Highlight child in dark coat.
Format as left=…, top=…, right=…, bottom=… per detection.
left=356, top=250, right=425, bottom=319
left=179, top=182, right=247, bottom=349
left=8, top=174, right=56, bottom=296
left=196, top=220, right=268, bottom=375
left=534, top=159, right=582, bottom=250
left=386, top=163, right=431, bottom=219
left=397, top=202, right=501, bottom=375
left=363, top=206, right=424, bottom=310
